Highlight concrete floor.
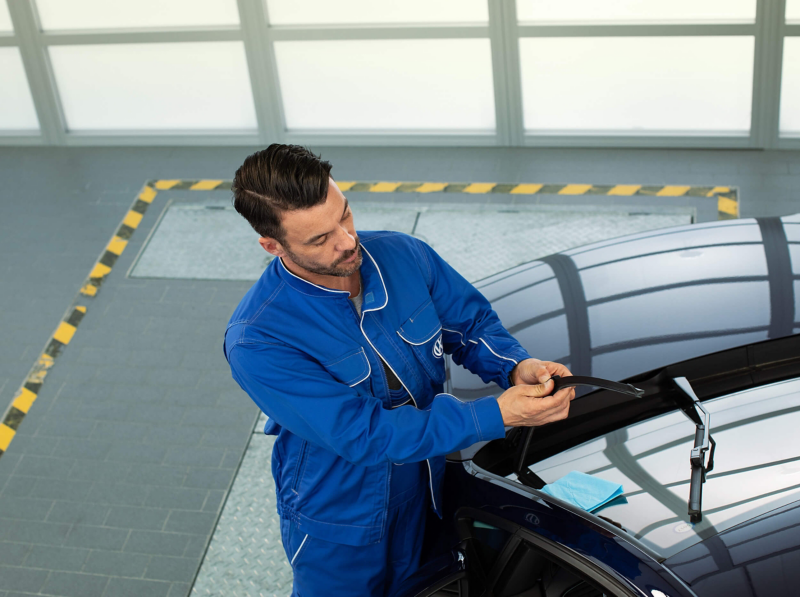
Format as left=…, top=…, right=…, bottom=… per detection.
left=0, top=145, right=798, bottom=597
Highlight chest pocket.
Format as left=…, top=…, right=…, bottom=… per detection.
left=322, top=348, right=371, bottom=391
left=397, top=299, right=446, bottom=385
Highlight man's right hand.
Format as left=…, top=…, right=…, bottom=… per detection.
left=496, top=380, right=572, bottom=427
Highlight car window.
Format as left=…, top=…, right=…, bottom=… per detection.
left=459, top=518, right=611, bottom=597
left=519, top=378, right=800, bottom=558
left=496, top=541, right=606, bottom=597
left=470, top=520, right=513, bottom=574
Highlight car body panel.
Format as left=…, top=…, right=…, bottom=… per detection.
left=664, top=499, right=800, bottom=597
left=439, top=461, right=695, bottom=597
left=416, top=214, right=800, bottom=596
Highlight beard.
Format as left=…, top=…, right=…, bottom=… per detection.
left=284, top=239, right=362, bottom=278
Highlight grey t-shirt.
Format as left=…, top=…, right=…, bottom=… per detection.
left=350, top=289, right=364, bottom=317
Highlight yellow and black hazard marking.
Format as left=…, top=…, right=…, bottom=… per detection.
left=146, top=179, right=738, bottom=219
left=150, top=179, right=232, bottom=191
left=77, top=179, right=237, bottom=300
left=0, top=182, right=161, bottom=457
left=80, top=185, right=157, bottom=297
left=0, top=176, right=739, bottom=458
left=334, top=181, right=739, bottom=220
left=0, top=306, right=87, bottom=455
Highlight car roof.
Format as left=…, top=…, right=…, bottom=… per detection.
left=450, top=214, right=799, bottom=399
left=460, top=213, right=800, bottom=569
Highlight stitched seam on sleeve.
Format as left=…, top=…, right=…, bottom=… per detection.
left=442, top=327, right=466, bottom=347
left=469, top=401, right=483, bottom=442
left=250, top=281, right=286, bottom=321
left=227, top=336, right=295, bottom=355
left=481, top=335, right=529, bottom=362
left=480, top=337, right=519, bottom=365
left=360, top=231, right=399, bottom=243
left=234, top=338, right=292, bottom=348
left=417, top=240, right=433, bottom=288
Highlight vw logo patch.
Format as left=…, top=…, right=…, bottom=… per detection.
left=432, top=334, right=443, bottom=358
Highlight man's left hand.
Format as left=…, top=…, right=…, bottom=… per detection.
left=510, top=358, right=576, bottom=401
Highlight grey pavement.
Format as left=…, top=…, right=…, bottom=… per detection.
left=0, top=177, right=258, bottom=597
left=0, top=145, right=798, bottom=596
left=191, top=431, right=291, bottom=597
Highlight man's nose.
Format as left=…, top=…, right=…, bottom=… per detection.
left=337, top=226, right=356, bottom=251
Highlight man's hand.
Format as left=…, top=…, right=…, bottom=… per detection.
left=510, top=358, right=573, bottom=391
left=499, top=358, right=576, bottom=427
left=496, top=380, right=572, bottom=427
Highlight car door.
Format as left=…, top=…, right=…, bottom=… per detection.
left=409, top=508, right=640, bottom=597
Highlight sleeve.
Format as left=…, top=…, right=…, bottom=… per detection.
left=227, top=341, right=506, bottom=467
left=411, top=237, right=532, bottom=390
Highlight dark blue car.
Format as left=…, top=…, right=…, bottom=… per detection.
left=408, top=214, right=800, bottom=596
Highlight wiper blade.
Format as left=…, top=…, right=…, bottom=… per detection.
left=673, top=377, right=716, bottom=523
left=514, top=375, right=645, bottom=489
left=551, top=375, right=644, bottom=398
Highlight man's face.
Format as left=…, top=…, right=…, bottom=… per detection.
left=270, top=178, right=362, bottom=278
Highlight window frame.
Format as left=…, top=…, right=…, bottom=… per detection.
left=453, top=506, right=641, bottom=597
left=0, top=0, right=797, bottom=148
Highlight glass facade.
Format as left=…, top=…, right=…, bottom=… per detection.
left=35, top=0, right=239, bottom=31
left=0, top=0, right=12, bottom=32
left=266, top=0, right=488, bottom=26
left=275, top=39, right=496, bottom=131
left=0, top=47, right=39, bottom=130
left=516, top=0, right=756, bottom=25
left=780, top=38, right=800, bottom=136
left=49, top=42, right=257, bottom=131
left=0, top=0, right=795, bottom=145
left=519, top=36, right=754, bottom=134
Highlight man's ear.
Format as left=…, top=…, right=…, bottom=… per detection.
left=259, top=237, right=285, bottom=257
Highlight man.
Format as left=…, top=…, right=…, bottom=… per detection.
left=223, top=144, right=575, bottom=596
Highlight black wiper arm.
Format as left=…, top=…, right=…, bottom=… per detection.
left=673, top=377, right=716, bottom=523
left=514, top=375, right=645, bottom=489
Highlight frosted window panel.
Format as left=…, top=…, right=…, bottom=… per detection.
left=275, top=39, right=495, bottom=131
left=520, top=37, right=754, bottom=133
left=517, top=0, right=756, bottom=24
left=267, top=0, right=487, bottom=25
left=780, top=38, right=800, bottom=135
left=49, top=42, right=257, bottom=131
left=36, top=0, right=239, bottom=30
left=0, top=0, right=12, bottom=32
left=0, top=48, right=39, bottom=130
left=788, top=0, right=800, bottom=23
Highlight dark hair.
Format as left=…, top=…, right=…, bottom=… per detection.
left=232, top=144, right=333, bottom=245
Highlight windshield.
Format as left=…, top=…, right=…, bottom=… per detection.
left=515, top=378, right=800, bottom=558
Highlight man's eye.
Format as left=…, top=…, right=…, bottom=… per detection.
left=314, top=237, right=327, bottom=246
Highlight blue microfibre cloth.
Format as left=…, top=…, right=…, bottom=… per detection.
left=540, top=471, right=624, bottom=512
left=593, top=494, right=628, bottom=514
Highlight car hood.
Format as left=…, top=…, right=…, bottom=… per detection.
left=451, top=214, right=799, bottom=399
left=663, top=498, right=800, bottom=596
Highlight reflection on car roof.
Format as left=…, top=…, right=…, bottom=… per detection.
left=454, top=216, right=800, bottom=401
left=521, top=377, right=800, bottom=558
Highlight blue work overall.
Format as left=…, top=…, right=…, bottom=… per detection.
left=224, top=231, right=530, bottom=594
